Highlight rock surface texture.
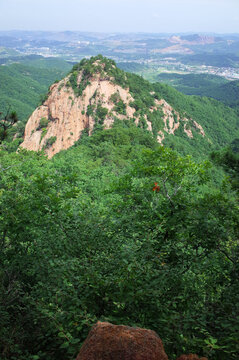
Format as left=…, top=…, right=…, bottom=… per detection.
left=76, top=321, right=169, bottom=360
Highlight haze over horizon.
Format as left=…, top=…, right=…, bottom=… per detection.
left=0, top=0, right=238, bottom=34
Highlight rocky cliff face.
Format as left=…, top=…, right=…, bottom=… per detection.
left=20, top=56, right=206, bottom=158
left=75, top=321, right=207, bottom=360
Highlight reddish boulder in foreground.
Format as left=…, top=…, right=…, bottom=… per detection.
left=176, top=355, right=208, bottom=360
left=76, top=321, right=168, bottom=360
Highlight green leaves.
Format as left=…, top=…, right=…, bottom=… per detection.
left=0, top=124, right=239, bottom=359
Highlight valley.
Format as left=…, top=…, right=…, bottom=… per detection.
left=1, top=31, right=239, bottom=80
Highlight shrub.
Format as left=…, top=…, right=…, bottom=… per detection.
left=86, top=105, right=95, bottom=117
left=45, top=136, right=57, bottom=148
left=40, top=128, right=48, bottom=142
left=95, top=105, right=108, bottom=123
left=110, top=92, right=121, bottom=104
left=37, top=117, right=49, bottom=130
left=113, top=99, right=126, bottom=115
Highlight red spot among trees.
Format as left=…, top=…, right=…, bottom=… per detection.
left=152, top=182, right=160, bottom=192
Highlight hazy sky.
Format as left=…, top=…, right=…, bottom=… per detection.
left=0, top=0, right=238, bottom=33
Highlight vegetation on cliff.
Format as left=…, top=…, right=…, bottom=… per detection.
left=16, top=55, right=239, bottom=160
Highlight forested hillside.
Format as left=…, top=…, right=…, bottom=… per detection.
left=156, top=73, right=239, bottom=109
left=1, top=122, right=239, bottom=359
left=0, top=58, right=71, bottom=121
left=0, top=56, right=239, bottom=360
left=118, top=62, right=239, bottom=111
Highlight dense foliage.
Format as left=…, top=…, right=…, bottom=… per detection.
left=0, top=60, right=71, bottom=122
left=156, top=73, right=239, bottom=109
left=0, top=121, right=238, bottom=360
left=0, top=109, right=18, bottom=143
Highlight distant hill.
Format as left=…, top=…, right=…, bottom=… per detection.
left=157, top=73, right=239, bottom=108
left=1, top=31, right=239, bottom=63
left=117, top=62, right=148, bottom=73
left=178, top=53, right=239, bottom=67
left=180, top=34, right=223, bottom=43
left=214, top=80, right=239, bottom=108
left=0, top=57, right=71, bottom=123
left=0, top=46, right=20, bottom=58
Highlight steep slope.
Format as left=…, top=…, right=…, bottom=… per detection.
left=0, top=60, right=71, bottom=122
left=21, top=56, right=207, bottom=158
left=152, top=81, right=239, bottom=150
left=214, top=80, right=239, bottom=108
left=156, top=73, right=239, bottom=109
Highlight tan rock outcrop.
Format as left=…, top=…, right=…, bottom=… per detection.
left=21, top=72, right=136, bottom=158
left=153, top=99, right=204, bottom=140
left=193, top=121, right=205, bottom=137
left=20, top=60, right=206, bottom=158
left=76, top=321, right=168, bottom=360
left=156, top=99, right=181, bottom=135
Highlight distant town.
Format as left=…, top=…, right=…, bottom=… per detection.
left=0, top=31, right=239, bottom=80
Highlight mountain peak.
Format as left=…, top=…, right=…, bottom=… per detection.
left=68, top=55, right=128, bottom=93
left=20, top=55, right=206, bottom=158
